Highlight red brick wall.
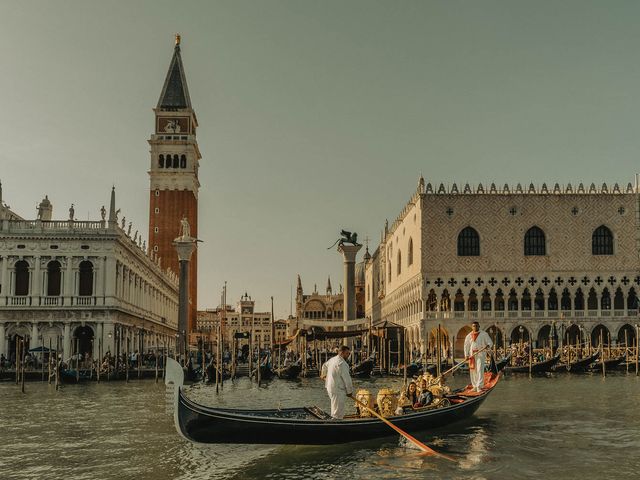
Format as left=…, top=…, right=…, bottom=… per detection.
left=149, top=189, right=198, bottom=332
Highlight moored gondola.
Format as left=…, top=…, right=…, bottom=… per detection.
left=275, top=362, right=302, bottom=380
left=165, top=358, right=502, bottom=445
left=588, top=354, right=626, bottom=371
left=505, top=353, right=560, bottom=374
left=352, top=358, right=375, bottom=378
left=561, top=351, right=600, bottom=372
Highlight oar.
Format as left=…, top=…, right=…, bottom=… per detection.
left=350, top=396, right=455, bottom=462
left=436, top=345, right=491, bottom=380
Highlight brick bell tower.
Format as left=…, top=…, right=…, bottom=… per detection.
left=149, top=34, right=200, bottom=332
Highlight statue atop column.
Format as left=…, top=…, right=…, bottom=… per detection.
left=327, top=229, right=361, bottom=249
left=180, top=216, right=191, bottom=239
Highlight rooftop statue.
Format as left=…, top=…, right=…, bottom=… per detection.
left=327, top=229, right=361, bottom=249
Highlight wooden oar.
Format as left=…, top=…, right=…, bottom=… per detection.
left=350, top=396, right=455, bottom=462
left=437, top=345, right=491, bottom=380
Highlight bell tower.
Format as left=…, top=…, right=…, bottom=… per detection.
left=148, top=34, right=200, bottom=332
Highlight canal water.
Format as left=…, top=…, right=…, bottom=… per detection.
left=1, top=372, right=639, bottom=479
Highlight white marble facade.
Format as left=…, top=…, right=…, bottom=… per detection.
left=0, top=189, right=179, bottom=362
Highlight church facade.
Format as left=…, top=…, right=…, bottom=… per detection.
left=365, top=177, right=640, bottom=357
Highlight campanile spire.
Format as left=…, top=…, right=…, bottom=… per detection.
left=148, top=36, right=201, bottom=332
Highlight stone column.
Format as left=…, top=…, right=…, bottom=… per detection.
left=0, top=257, right=8, bottom=301
left=63, top=323, right=71, bottom=360
left=64, top=256, right=74, bottom=304
left=174, top=235, right=198, bottom=358
left=33, top=256, right=41, bottom=299
left=0, top=322, right=5, bottom=357
left=31, top=322, right=39, bottom=347
left=337, top=243, right=362, bottom=328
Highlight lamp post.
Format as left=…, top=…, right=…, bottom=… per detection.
left=519, top=325, right=524, bottom=346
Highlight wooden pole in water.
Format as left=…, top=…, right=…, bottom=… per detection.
left=125, top=334, right=129, bottom=383
left=41, top=336, right=45, bottom=382
left=55, top=336, right=60, bottom=391
left=528, top=333, right=533, bottom=378
left=403, top=328, right=407, bottom=386
left=155, top=347, right=159, bottom=383
left=600, top=329, right=605, bottom=377
left=15, top=336, right=19, bottom=385
left=21, top=339, right=25, bottom=393
left=436, top=324, right=442, bottom=377
left=636, top=324, right=640, bottom=377
left=75, top=338, right=79, bottom=382
left=625, top=329, right=629, bottom=373
left=48, top=338, right=52, bottom=384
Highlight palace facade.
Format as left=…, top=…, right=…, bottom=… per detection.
left=0, top=189, right=179, bottom=362
left=365, top=177, right=640, bottom=357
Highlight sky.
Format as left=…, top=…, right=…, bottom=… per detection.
left=1, top=1, right=640, bottom=317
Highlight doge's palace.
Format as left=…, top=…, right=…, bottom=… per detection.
left=365, top=177, right=640, bottom=357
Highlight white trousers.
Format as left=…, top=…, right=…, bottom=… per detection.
left=470, top=358, right=486, bottom=390
left=328, top=390, right=346, bottom=419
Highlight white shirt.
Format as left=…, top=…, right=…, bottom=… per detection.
left=323, top=355, right=353, bottom=396
left=464, top=330, right=493, bottom=358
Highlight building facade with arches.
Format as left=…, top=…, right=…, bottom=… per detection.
left=365, top=176, right=640, bottom=358
left=0, top=188, right=179, bottom=363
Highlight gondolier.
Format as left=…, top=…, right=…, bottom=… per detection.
left=322, top=345, right=354, bottom=419
left=464, top=322, right=493, bottom=392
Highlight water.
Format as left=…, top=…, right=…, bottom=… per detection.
left=1, top=372, right=640, bottom=480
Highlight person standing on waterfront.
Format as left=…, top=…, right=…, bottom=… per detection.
left=464, top=321, right=493, bottom=392
left=322, top=345, right=354, bottom=419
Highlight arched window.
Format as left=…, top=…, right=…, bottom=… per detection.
left=407, top=238, right=413, bottom=266
left=628, top=288, right=638, bottom=311
left=548, top=288, right=558, bottom=310
left=14, top=260, right=29, bottom=296
left=180, top=154, right=187, bottom=168
left=397, top=251, right=402, bottom=276
left=524, top=226, right=546, bottom=256
left=173, top=155, right=179, bottom=168
left=47, top=261, right=62, bottom=296
left=387, top=261, right=391, bottom=282
left=158, top=154, right=164, bottom=168
left=79, top=261, right=94, bottom=296
left=592, top=226, right=613, bottom=255
left=601, top=288, right=611, bottom=310
left=457, top=227, right=480, bottom=256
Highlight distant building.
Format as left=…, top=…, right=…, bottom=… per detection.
left=196, top=293, right=279, bottom=350
left=294, top=272, right=365, bottom=330
left=0, top=188, right=179, bottom=362
left=365, top=176, right=640, bottom=357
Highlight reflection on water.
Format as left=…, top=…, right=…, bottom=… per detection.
left=1, top=373, right=640, bottom=479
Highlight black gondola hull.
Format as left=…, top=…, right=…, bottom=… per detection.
left=505, top=354, right=560, bottom=374
left=176, top=386, right=492, bottom=445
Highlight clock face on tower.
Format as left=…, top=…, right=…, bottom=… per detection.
left=157, top=117, right=190, bottom=134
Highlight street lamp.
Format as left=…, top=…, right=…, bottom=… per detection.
left=519, top=325, right=524, bottom=346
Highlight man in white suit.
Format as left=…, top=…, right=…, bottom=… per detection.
left=322, top=345, right=354, bottom=419
left=464, top=321, right=493, bottom=392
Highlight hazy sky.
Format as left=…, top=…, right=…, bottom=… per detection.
left=2, top=1, right=640, bottom=317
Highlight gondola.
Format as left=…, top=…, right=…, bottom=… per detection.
left=275, top=362, right=302, bottom=380
left=165, top=358, right=502, bottom=445
left=504, top=353, right=560, bottom=374
left=561, top=351, right=600, bottom=372
left=425, top=361, right=449, bottom=376
left=495, top=353, right=512, bottom=371
left=589, top=354, right=625, bottom=371
left=352, top=358, right=374, bottom=378
left=251, top=364, right=275, bottom=381
left=60, top=367, right=92, bottom=383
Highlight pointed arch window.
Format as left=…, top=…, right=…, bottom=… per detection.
left=592, top=226, right=613, bottom=255
left=397, top=251, right=402, bottom=276
left=457, top=227, right=480, bottom=256
left=172, top=155, right=179, bottom=168
left=524, top=226, right=546, bottom=256
left=407, top=238, right=413, bottom=266
left=180, top=154, right=187, bottom=169
left=14, top=260, right=29, bottom=296
left=158, top=154, right=165, bottom=168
